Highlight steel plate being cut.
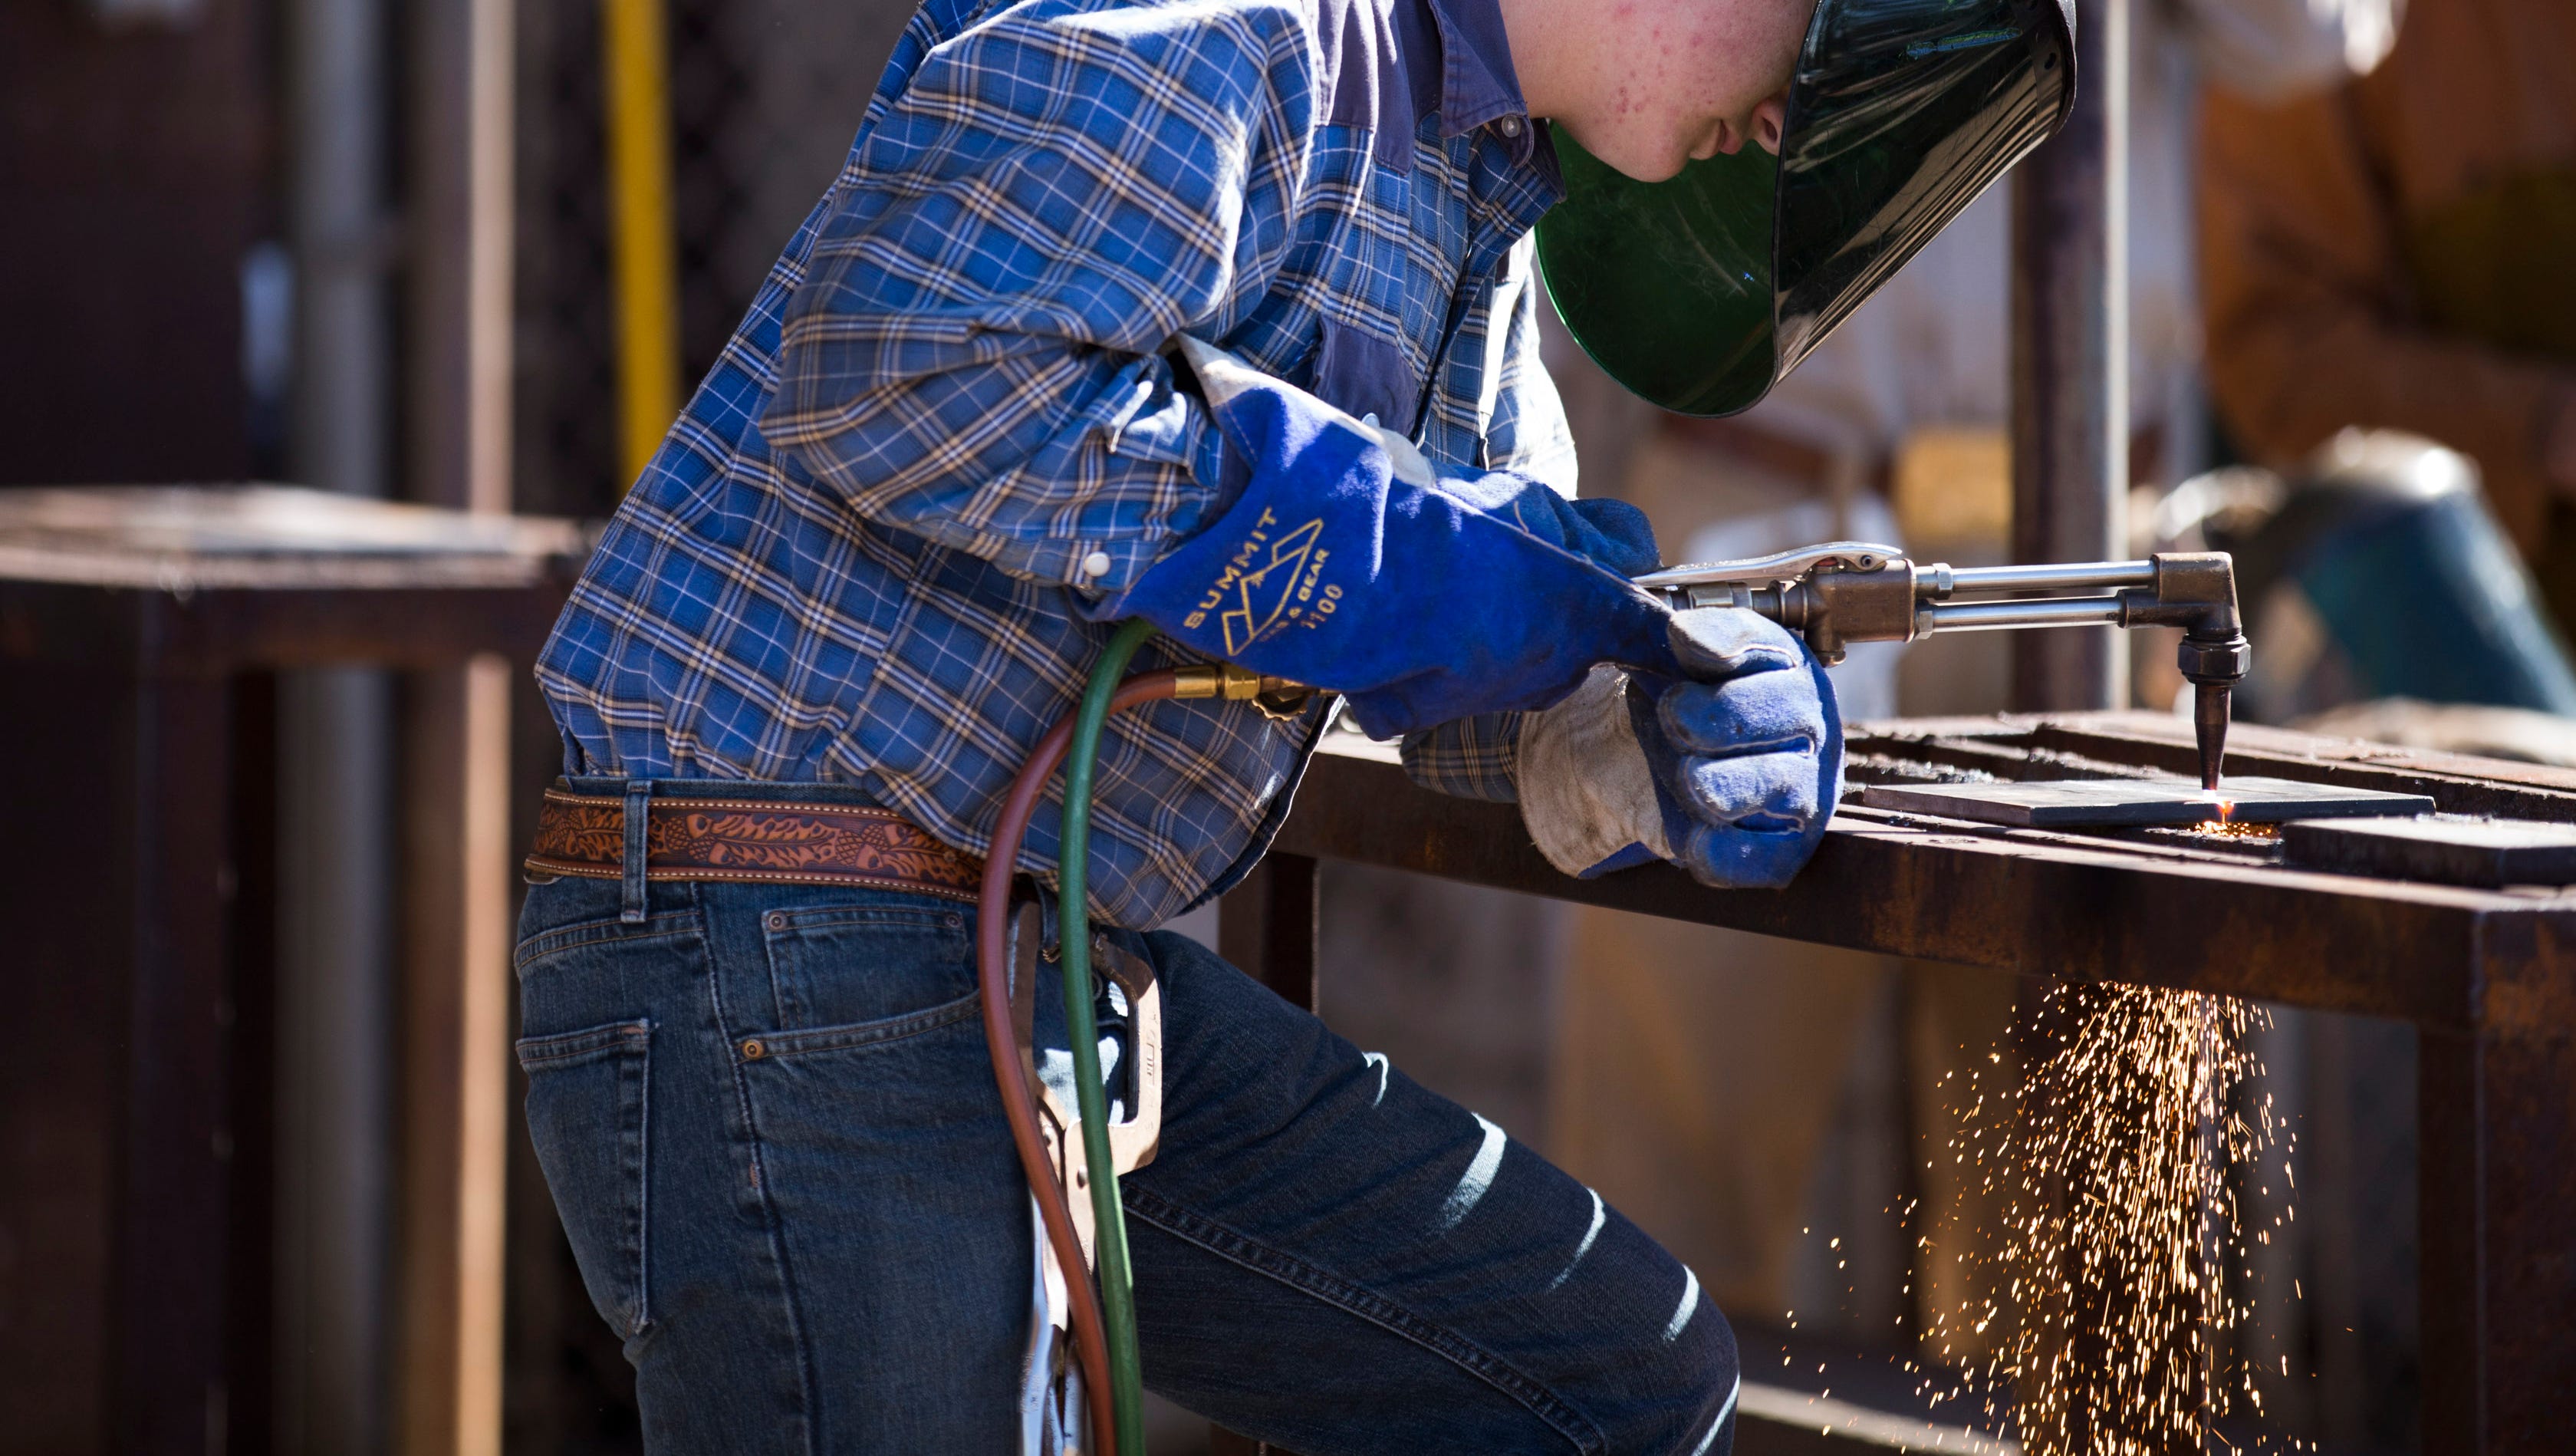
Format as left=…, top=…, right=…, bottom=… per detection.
left=1857, top=775, right=2436, bottom=828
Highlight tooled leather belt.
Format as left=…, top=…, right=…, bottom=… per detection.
left=525, top=786, right=985, bottom=903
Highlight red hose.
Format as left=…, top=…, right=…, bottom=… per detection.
left=979, top=670, right=1178, bottom=1453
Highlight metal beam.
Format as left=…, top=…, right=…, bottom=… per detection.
left=1274, top=740, right=2543, bottom=1033
left=281, top=0, right=400, bottom=1442
left=400, top=1, right=517, bottom=1448
left=1218, top=852, right=1321, bottom=1014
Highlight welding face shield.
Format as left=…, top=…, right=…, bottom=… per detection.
left=1535, top=0, right=2076, bottom=417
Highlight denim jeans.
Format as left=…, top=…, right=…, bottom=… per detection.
left=515, top=786, right=1739, bottom=1454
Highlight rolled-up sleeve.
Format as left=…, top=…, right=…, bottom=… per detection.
left=1400, top=713, right=1525, bottom=802
left=762, top=0, right=1314, bottom=588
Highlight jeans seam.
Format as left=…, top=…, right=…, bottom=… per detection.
left=515, top=1019, right=655, bottom=1065
left=764, top=905, right=963, bottom=931
left=744, top=992, right=982, bottom=1059
left=631, top=1023, right=654, bottom=1338
left=1122, top=1185, right=1607, bottom=1454
left=704, top=927, right=822, bottom=1454
left=514, top=909, right=704, bottom=971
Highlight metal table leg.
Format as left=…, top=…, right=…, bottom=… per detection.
left=105, top=670, right=242, bottom=1454
left=2417, top=1018, right=2576, bottom=1454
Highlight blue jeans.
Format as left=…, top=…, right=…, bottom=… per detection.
left=515, top=787, right=1739, bottom=1454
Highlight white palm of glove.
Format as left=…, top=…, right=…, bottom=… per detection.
left=1518, top=665, right=1678, bottom=869
left=1516, top=610, right=1845, bottom=891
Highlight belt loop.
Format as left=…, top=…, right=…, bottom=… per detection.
left=621, top=779, right=653, bottom=923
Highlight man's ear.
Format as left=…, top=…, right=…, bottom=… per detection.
left=1751, top=95, right=1788, bottom=155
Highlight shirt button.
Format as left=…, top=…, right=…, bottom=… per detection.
left=1495, top=116, right=1524, bottom=138
left=1079, top=551, right=1112, bottom=580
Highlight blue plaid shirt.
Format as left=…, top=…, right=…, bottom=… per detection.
left=538, top=0, right=1570, bottom=927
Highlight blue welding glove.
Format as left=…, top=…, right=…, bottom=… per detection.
left=1515, top=609, right=1844, bottom=890
left=1097, top=337, right=1679, bottom=737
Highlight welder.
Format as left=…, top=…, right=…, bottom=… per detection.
left=511, top=0, right=2074, bottom=1448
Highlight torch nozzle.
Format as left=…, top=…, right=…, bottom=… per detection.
left=2176, top=627, right=2251, bottom=795
left=2193, top=681, right=2230, bottom=793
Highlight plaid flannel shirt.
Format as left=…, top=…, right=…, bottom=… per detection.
left=537, top=0, right=1572, bottom=927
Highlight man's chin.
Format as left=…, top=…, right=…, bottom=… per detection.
left=1561, top=126, right=1689, bottom=184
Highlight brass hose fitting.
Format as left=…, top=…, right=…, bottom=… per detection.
left=1170, top=663, right=1309, bottom=713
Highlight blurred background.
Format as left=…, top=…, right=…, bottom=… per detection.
left=2, top=0, right=2571, bottom=1451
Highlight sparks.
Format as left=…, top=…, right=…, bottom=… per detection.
left=1904, top=983, right=2305, bottom=1454
left=1779, top=983, right=2307, bottom=1451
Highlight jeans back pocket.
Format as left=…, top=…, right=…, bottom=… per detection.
left=518, top=1019, right=653, bottom=1339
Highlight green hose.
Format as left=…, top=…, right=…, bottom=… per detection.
left=1061, top=616, right=1156, bottom=1456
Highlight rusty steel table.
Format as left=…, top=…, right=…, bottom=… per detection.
left=0, top=486, right=581, bottom=1454
left=1213, top=712, right=2576, bottom=1456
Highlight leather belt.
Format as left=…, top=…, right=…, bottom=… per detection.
left=526, top=787, right=985, bottom=903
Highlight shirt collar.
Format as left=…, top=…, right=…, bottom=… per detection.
left=1393, top=0, right=1545, bottom=166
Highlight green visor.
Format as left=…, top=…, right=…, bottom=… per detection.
left=1535, top=0, right=2075, bottom=417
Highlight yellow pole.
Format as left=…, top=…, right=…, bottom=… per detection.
left=601, top=0, right=681, bottom=489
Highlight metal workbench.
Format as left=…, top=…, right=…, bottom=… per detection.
left=0, top=486, right=581, bottom=1454
left=1216, top=713, right=2576, bottom=1455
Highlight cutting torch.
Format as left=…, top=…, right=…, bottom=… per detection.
left=1633, top=544, right=2254, bottom=791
